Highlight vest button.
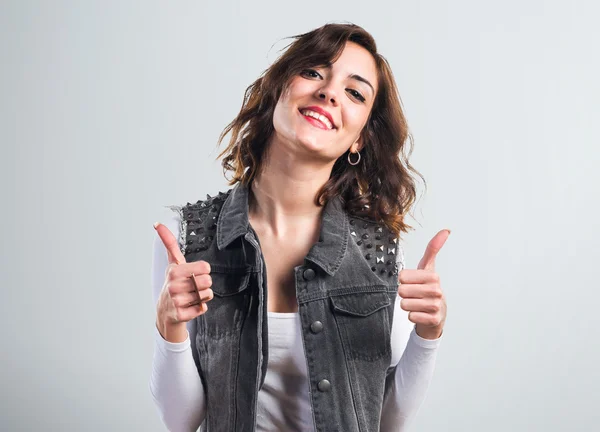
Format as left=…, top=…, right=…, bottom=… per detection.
left=310, top=321, right=323, bottom=334
left=317, top=379, right=331, bottom=392
left=303, top=268, right=316, bottom=281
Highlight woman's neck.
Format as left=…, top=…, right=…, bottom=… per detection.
left=248, top=141, right=333, bottom=239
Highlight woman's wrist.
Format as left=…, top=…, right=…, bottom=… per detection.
left=156, top=317, right=189, bottom=343
left=415, top=323, right=443, bottom=340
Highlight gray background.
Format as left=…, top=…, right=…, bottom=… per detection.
left=1, top=1, right=598, bottom=431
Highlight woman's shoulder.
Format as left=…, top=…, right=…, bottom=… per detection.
left=158, top=189, right=233, bottom=245
left=345, top=213, right=401, bottom=243
left=163, top=189, right=233, bottom=219
left=343, top=211, right=405, bottom=272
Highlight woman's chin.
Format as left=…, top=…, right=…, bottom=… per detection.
left=295, top=136, right=329, bottom=154
left=272, top=127, right=338, bottom=161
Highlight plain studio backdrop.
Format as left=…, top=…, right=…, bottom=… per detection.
left=1, top=1, right=598, bottom=431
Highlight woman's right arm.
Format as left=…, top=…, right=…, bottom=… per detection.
left=149, top=209, right=207, bottom=431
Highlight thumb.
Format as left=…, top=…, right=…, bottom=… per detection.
left=417, top=229, right=451, bottom=271
left=154, top=222, right=186, bottom=265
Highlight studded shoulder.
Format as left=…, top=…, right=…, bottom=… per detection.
left=348, top=216, right=399, bottom=280
left=169, top=190, right=231, bottom=256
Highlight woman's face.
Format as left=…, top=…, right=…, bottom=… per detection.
left=271, top=41, right=379, bottom=162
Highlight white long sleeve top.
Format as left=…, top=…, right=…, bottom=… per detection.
left=149, top=208, right=442, bottom=432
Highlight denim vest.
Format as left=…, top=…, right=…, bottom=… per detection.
left=173, top=182, right=400, bottom=431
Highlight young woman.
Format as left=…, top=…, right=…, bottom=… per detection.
left=150, top=23, right=449, bottom=432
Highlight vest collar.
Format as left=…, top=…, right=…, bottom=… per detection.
left=216, top=182, right=349, bottom=276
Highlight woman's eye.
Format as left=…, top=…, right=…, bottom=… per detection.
left=347, top=89, right=365, bottom=102
left=301, top=69, right=321, bottom=79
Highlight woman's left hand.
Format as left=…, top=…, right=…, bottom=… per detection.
left=398, top=229, right=451, bottom=340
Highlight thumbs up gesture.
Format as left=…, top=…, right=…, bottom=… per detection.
left=153, top=222, right=214, bottom=342
left=398, top=229, right=450, bottom=340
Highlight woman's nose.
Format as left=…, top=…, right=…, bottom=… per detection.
left=317, top=87, right=337, bottom=105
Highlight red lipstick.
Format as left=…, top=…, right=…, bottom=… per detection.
left=299, top=106, right=336, bottom=129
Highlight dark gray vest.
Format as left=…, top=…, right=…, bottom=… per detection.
left=172, top=182, right=399, bottom=431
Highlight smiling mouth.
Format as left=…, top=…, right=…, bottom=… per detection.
left=298, top=108, right=335, bottom=130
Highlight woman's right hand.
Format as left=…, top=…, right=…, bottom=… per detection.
left=153, top=222, right=214, bottom=342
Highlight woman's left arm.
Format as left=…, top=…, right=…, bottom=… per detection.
left=379, top=298, right=442, bottom=431
left=379, top=230, right=450, bottom=431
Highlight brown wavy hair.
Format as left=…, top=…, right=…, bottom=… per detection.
left=216, top=22, right=425, bottom=238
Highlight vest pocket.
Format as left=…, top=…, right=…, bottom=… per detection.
left=201, top=270, right=252, bottom=339
left=330, top=291, right=392, bottom=361
left=210, top=270, right=251, bottom=296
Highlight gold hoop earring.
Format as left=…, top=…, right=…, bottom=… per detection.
left=348, top=150, right=361, bottom=166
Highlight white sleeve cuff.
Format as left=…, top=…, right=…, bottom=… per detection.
left=409, top=326, right=443, bottom=349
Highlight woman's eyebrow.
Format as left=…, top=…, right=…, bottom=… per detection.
left=348, top=74, right=375, bottom=95
left=322, top=65, right=375, bottom=95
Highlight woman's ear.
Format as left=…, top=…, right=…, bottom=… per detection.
left=352, top=139, right=364, bottom=153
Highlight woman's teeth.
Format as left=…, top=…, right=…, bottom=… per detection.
left=300, top=109, right=333, bottom=130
